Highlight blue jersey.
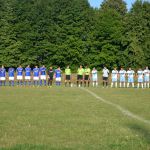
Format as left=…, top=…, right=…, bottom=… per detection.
left=40, top=67, right=46, bottom=75
left=8, top=68, right=15, bottom=77
left=55, top=69, right=61, bottom=78
left=33, top=68, right=39, bottom=77
left=16, top=67, right=23, bottom=76
left=25, top=67, right=31, bottom=76
left=0, top=68, right=2, bottom=77
left=1, top=68, right=6, bottom=77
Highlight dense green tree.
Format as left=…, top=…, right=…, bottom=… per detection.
left=123, top=0, right=150, bottom=68
left=0, top=0, right=149, bottom=70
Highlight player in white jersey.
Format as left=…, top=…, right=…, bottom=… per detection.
left=119, top=67, right=126, bottom=88
left=143, top=66, right=150, bottom=88
left=91, top=67, right=98, bottom=87
left=137, top=68, right=144, bottom=88
left=126, top=68, right=135, bottom=88
left=111, top=67, right=118, bottom=88
left=102, top=66, right=109, bottom=88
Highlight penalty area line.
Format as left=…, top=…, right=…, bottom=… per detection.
left=81, top=88, right=150, bottom=125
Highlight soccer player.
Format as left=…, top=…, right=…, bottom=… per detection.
left=0, top=67, right=1, bottom=86
left=16, top=65, right=23, bottom=86
left=33, top=66, right=40, bottom=86
left=77, top=65, right=84, bottom=87
left=84, top=65, right=91, bottom=87
left=25, top=65, right=32, bottom=86
left=0, top=65, right=6, bottom=86
left=119, top=67, right=126, bottom=88
left=102, top=66, right=109, bottom=88
left=111, top=67, right=118, bottom=88
left=47, top=66, right=54, bottom=87
left=91, top=67, right=98, bottom=87
left=126, top=67, right=135, bottom=88
left=143, top=66, right=150, bottom=88
left=8, top=67, right=15, bottom=86
left=55, top=67, right=62, bottom=86
left=65, top=65, right=71, bottom=87
left=137, top=68, right=144, bottom=88
left=40, top=65, right=47, bottom=86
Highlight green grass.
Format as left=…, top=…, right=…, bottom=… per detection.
left=0, top=86, right=150, bottom=150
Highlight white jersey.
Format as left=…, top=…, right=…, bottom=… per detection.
left=143, top=69, right=150, bottom=77
left=92, top=70, right=98, bottom=78
left=137, top=70, right=143, bottom=79
left=102, top=68, right=109, bottom=77
left=111, top=70, right=118, bottom=78
left=127, top=70, right=135, bottom=78
left=119, top=70, right=126, bottom=78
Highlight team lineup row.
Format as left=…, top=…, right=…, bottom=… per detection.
left=0, top=65, right=150, bottom=88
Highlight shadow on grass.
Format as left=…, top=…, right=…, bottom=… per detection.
left=0, top=144, right=74, bottom=150
left=127, top=123, right=150, bottom=144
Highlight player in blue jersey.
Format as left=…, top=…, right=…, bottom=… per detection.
left=25, top=65, right=32, bottom=86
left=33, top=66, right=40, bottom=86
left=8, top=67, right=15, bottom=86
left=0, top=65, right=6, bottom=86
left=40, top=65, right=47, bottom=86
left=137, top=68, right=144, bottom=88
left=16, top=65, right=24, bottom=86
left=55, top=67, right=62, bottom=86
left=0, top=67, right=2, bottom=86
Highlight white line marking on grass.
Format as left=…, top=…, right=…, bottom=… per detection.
left=82, top=88, right=150, bottom=125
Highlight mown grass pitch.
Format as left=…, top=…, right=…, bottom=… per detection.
left=0, top=87, right=150, bottom=150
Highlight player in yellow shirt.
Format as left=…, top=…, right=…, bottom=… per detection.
left=65, top=65, right=71, bottom=87
left=84, top=65, right=91, bottom=87
left=77, top=65, right=84, bottom=87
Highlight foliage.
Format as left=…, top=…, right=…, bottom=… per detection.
left=0, top=0, right=149, bottom=70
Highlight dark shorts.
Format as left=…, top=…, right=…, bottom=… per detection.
left=49, top=76, right=53, bottom=80
left=66, top=75, right=71, bottom=80
left=77, top=75, right=83, bottom=80
left=103, top=77, right=108, bottom=81
left=84, top=75, right=90, bottom=80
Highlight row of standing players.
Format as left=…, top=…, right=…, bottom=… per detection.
left=0, top=65, right=150, bottom=88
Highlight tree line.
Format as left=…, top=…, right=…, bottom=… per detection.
left=0, top=0, right=149, bottom=70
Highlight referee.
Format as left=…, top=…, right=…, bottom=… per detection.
left=48, top=66, right=54, bottom=87
left=65, top=65, right=71, bottom=87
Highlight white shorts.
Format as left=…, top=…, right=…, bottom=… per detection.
left=9, top=77, right=14, bottom=81
left=17, top=76, right=23, bottom=80
left=56, top=77, right=61, bottom=82
left=0, top=77, right=6, bottom=81
left=33, top=77, right=39, bottom=81
left=92, top=77, right=98, bottom=82
left=40, top=75, right=46, bottom=80
left=112, top=77, right=117, bottom=82
left=25, top=76, right=31, bottom=80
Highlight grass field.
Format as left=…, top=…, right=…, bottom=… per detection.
left=0, top=86, right=150, bottom=150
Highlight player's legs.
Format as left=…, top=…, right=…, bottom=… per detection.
left=0, top=78, right=2, bottom=86
left=33, top=77, right=39, bottom=86
left=144, top=77, right=149, bottom=88
left=127, top=78, right=134, bottom=87
left=120, top=77, right=125, bottom=88
left=1, top=77, right=6, bottom=86
left=84, top=75, right=88, bottom=87
left=9, top=77, right=14, bottom=86
left=65, top=75, right=71, bottom=87
left=103, top=77, right=108, bottom=87
left=137, top=78, right=143, bottom=88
